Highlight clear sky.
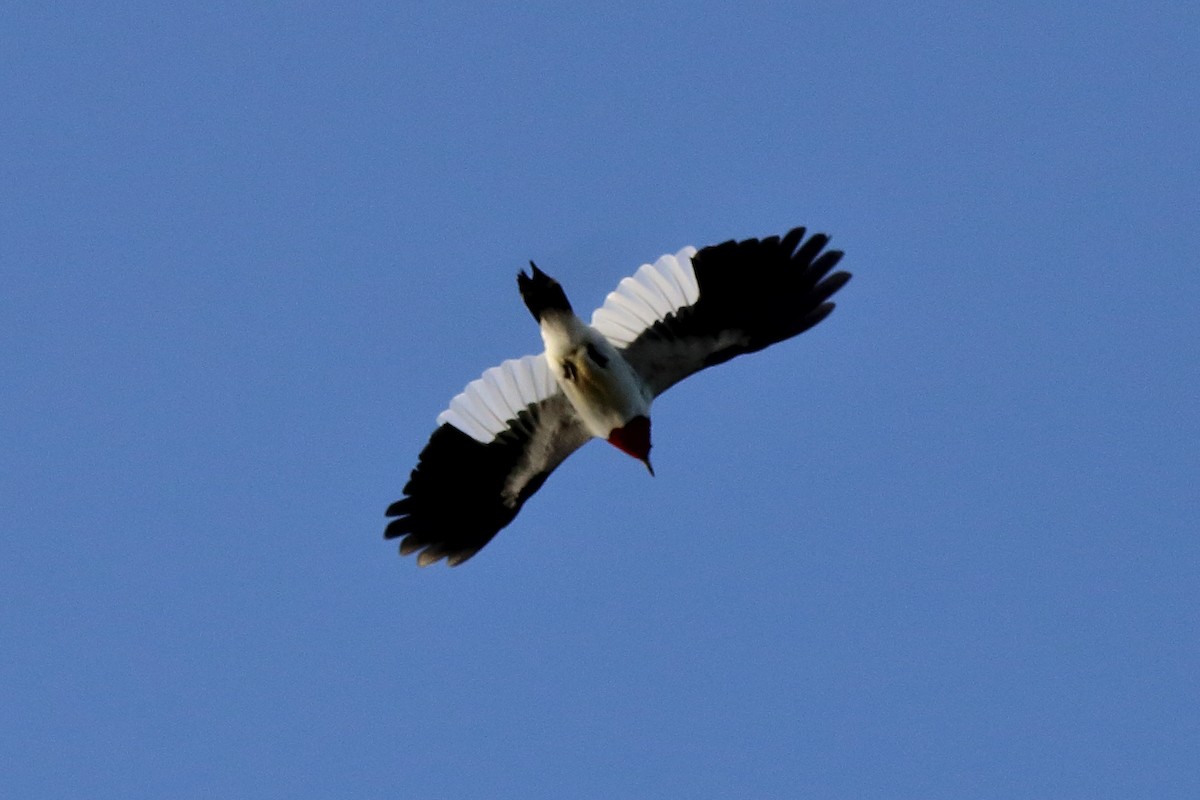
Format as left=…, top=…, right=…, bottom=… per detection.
left=3, top=2, right=1197, bottom=797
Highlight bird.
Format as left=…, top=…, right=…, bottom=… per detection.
left=385, top=226, right=851, bottom=566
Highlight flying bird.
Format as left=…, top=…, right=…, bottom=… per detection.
left=385, top=226, right=851, bottom=566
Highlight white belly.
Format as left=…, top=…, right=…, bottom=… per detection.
left=540, top=314, right=652, bottom=439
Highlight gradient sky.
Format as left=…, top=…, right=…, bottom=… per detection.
left=3, top=2, right=1198, bottom=797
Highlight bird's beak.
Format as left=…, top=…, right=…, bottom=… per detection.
left=643, top=458, right=655, bottom=477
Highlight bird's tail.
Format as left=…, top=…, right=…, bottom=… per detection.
left=517, top=262, right=574, bottom=322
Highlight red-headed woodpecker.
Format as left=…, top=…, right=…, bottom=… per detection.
left=386, top=227, right=851, bottom=566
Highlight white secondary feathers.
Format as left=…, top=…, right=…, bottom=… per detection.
left=590, top=246, right=699, bottom=347
left=437, top=244, right=700, bottom=443
left=436, top=354, right=557, bottom=443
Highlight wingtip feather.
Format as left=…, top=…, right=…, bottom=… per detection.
left=793, top=232, right=830, bottom=265
left=814, top=271, right=852, bottom=303
left=416, top=548, right=444, bottom=567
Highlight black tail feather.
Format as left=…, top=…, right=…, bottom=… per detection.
left=517, top=262, right=573, bottom=322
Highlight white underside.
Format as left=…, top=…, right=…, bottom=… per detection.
left=437, top=244, right=699, bottom=443
left=539, top=313, right=652, bottom=440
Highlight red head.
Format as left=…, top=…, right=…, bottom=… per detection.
left=607, top=415, right=654, bottom=475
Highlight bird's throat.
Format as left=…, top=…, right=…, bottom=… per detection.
left=607, top=415, right=652, bottom=465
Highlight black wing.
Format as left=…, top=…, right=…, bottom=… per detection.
left=617, top=227, right=850, bottom=395
left=385, top=393, right=591, bottom=566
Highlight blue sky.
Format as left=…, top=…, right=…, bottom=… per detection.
left=3, top=2, right=1197, bottom=797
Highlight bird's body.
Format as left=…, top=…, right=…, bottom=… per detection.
left=386, top=227, right=851, bottom=566
left=538, top=306, right=652, bottom=447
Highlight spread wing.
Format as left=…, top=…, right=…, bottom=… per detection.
left=385, top=355, right=591, bottom=566
left=590, top=227, right=851, bottom=396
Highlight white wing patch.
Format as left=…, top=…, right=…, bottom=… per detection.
left=437, top=354, right=559, bottom=443
left=590, top=246, right=699, bottom=348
